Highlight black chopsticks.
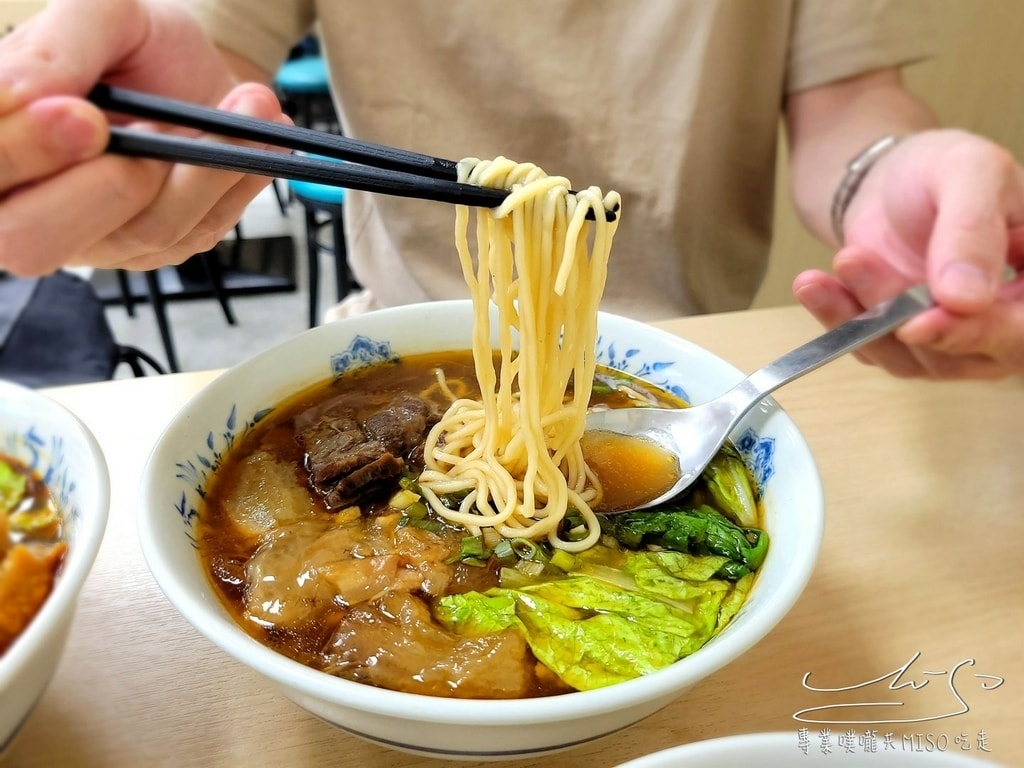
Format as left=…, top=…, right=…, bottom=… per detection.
left=87, top=85, right=614, bottom=220
left=90, top=84, right=458, bottom=179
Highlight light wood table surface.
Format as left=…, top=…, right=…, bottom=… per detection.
left=7, top=304, right=1023, bottom=767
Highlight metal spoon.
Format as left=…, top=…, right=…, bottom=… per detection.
left=586, top=283, right=934, bottom=512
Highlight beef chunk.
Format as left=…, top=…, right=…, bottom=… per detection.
left=322, top=453, right=406, bottom=509
left=362, top=396, right=442, bottom=455
left=296, top=394, right=443, bottom=509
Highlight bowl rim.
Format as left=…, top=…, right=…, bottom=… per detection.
left=137, top=300, right=824, bottom=725
left=0, top=380, right=111, bottom=687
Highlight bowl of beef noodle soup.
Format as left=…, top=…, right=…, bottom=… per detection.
left=138, top=302, right=823, bottom=759
left=139, top=157, right=823, bottom=758
left=0, top=380, right=109, bottom=756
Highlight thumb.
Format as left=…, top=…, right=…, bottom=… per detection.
left=926, top=139, right=1024, bottom=315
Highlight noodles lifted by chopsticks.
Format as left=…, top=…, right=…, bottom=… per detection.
left=418, top=156, right=621, bottom=552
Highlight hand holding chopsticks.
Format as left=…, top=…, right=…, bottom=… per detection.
left=88, top=85, right=615, bottom=220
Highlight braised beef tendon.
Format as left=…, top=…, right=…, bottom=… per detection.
left=322, top=590, right=537, bottom=699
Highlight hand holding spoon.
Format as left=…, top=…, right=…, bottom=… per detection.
left=585, top=284, right=934, bottom=513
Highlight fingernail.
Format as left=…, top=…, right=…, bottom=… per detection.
left=795, top=282, right=829, bottom=312
left=939, top=262, right=996, bottom=306
left=897, top=316, right=939, bottom=347
left=223, top=90, right=264, bottom=118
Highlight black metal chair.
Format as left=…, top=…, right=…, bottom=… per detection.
left=288, top=179, right=354, bottom=327
left=115, top=227, right=240, bottom=372
left=0, top=271, right=165, bottom=388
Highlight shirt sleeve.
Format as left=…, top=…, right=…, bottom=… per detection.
left=180, top=0, right=317, bottom=75
left=787, top=0, right=937, bottom=93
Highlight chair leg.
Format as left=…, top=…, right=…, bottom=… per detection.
left=271, top=179, right=289, bottom=215
left=116, top=270, right=136, bottom=317
left=305, top=207, right=321, bottom=328
left=144, top=270, right=180, bottom=373
left=201, top=251, right=237, bottom=326
left=302, top=96, right=314, bottom=130
left=331, top=213, right=352, bottom=300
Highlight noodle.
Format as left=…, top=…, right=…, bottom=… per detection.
left=418, top=157, right=620, bottom=551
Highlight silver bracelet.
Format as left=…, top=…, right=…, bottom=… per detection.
left=830, top=134, right=901, bottom=245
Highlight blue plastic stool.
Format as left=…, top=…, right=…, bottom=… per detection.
left=274, top=56, right=337, bottom=131
left=289, top=178, right=353, bottom=327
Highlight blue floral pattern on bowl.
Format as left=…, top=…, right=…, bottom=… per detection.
left=172, top=403, right=274, bottom=543
left=735, top=427, right=776, bottom=494
left=331, top=335, right=394, bottom=376
left=596, top=334, right=690, bottom=403
left=2, top=427, right=79, bottom=524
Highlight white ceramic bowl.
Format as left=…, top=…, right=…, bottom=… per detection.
left=616, top=732, right=1006, bottom=767
left=0, top=379, right=110, bottom=756
left=138, top=300, right=824, bottom=760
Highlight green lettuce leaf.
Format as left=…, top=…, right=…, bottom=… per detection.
left=0, top=458, right=27, bottom=515
left=702, top=445, right=759, bottom=526
left=433, top=590, right=522, bottom=635
left=603, top=505, right=768, bottom=578
left=436, top=550, right=749, bottom=691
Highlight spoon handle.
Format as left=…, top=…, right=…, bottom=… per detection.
left=740, top=283, right=934, bottom=399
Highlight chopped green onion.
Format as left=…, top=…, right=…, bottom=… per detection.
left=549, top=549, right=579, bottom=572
left=438, top=489, right=472, bottom=510
left=511, top=537, right=548, bottom=562
left=445, top=535, right=493, bottom=565
left=405, top=517, right=445, bottom=533
left=389, top=488, right=421, bottom=510
left=565, top=525, right=589, bottom=542
left=461, top=536, right=489, bottom=559
left=515, top=559, right=546, bottom=578
left=491, top=538, right=517, bottom=565
left=564, top=509, right=583, bottom=526
left=481, top=526, right=503, bottom=549
left=403, top=501, right=428, bottom=520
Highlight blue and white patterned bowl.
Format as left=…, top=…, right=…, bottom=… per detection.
left=0, top=379, right=110, bottom=755
left=138, top=300, right=823, bottom=760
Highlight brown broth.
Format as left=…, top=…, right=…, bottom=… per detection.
left=581, top=431, right=680, bottom=513
left=198, top=350, right=729, bottom=698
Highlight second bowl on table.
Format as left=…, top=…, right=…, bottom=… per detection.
left=0, top=380, right=110, bottom=758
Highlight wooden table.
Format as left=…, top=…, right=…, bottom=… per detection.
left=8, top=305, right=1023, bottom=767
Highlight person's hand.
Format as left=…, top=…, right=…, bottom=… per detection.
left=0, top=0, right=288, bottom=276
left=794, top=128, right=1024, bottom=380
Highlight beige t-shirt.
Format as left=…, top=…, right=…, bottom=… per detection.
left=183, top=0, right=932, bottom=320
